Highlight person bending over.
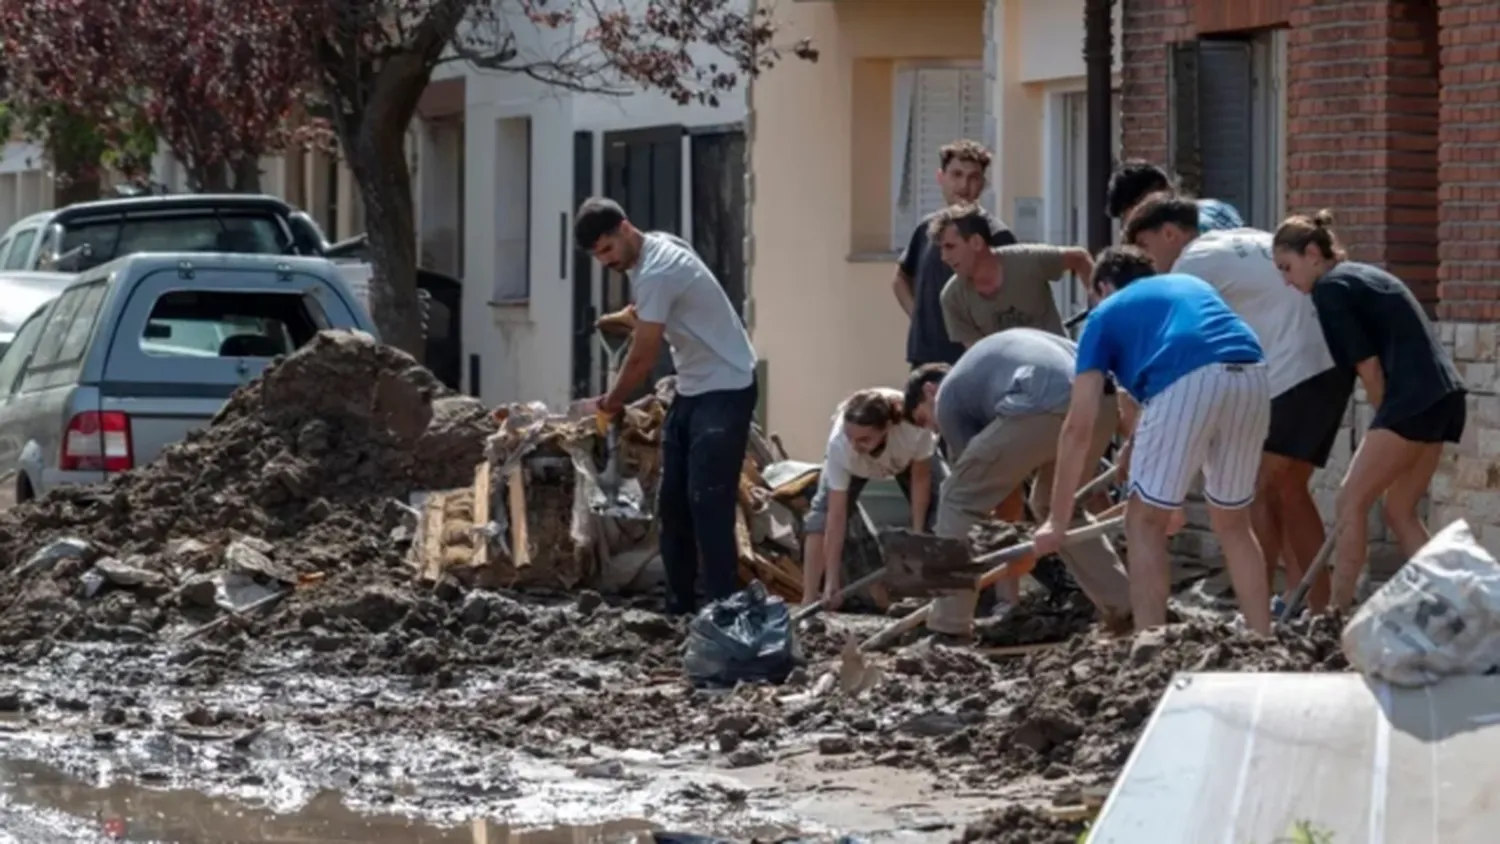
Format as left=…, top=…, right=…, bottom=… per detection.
left=802, top=388, right=942, bottom=611
left=905, top=328, right=1132, bottom=637
left=1125, top=193, right=1350, bottom=613
left=1034, top=247, right=1274, bottom=634
left=1272, top=210, right=1466, bottom=611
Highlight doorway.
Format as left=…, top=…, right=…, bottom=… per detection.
left=1057, top=89, right=1122, bottom=322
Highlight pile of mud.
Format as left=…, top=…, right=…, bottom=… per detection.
left=954, top=806, right=1085, bottom=844
left=0, top=331, right=496, bottom=646
left=974, top=615, right=1349, bottom=784
left=976, top=592, right=1097, bottom=647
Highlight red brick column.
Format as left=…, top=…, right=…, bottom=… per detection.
left=1286, top=0, right=1440, bottom=304
left=1437, top=0, right=1500, bottom=321
left=1119, top=0, right=1194, bottom=164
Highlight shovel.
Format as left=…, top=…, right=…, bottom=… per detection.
left=589, top=329, right=634, bottom=514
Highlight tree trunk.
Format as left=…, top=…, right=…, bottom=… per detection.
left=232, top=158, right=262, bottom=193
left=350, top=126, right=424, bottom=360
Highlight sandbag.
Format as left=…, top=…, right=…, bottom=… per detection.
left=682, top=582, right=801, bottom=687
left=1343, top=519, right=1500, bottom=687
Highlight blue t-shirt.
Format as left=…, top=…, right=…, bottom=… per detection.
left=1076, top=273, right=1264, bottom=403
left=1196, top=198, right=1244, bottom=233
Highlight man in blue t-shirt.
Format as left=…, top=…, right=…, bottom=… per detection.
left=1033, top=246, right=1275, bottom=635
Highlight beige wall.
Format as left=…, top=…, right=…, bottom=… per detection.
left=750, top=0, right=986, bottom=460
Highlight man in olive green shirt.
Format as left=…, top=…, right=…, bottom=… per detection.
left=931, top=204, right=1094, bottom=347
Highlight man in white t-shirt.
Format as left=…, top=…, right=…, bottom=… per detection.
left=576, top=197, right=759, bottom=616
left=1125, top=193, right=1353, bottom=612
left=802, top=387, right=941, bottom=611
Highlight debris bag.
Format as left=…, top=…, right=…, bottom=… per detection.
left=682, top=582, right=801, bottom=688
left=1343, top=519, right=1500, bottom=687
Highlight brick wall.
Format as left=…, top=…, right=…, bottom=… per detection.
left=1286, top=0, right=1440, bottom=305
left=1118, top=0, right=1192, bottom=166
left=1433, top=0, right=1500, bottom=560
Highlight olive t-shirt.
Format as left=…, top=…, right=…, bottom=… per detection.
left=899, top=210, right=1016, bottom=367
left=939, top=245, right=1069, bottom=346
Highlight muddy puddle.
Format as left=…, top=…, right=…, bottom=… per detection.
left=0, top=640, right=995, bottom=842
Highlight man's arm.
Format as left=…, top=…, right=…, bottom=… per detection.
left=940, top=279, right=983, bottom=347
left=1060, top=247, right=1094, bottom=280
left=1045, top=371, right=1106, bottom=529
left=893, top=224, right=925, bottom=317
left=907, top=457, right=933, bottom=532
left=892, top=268, right=916, bottom=316
left=602, top=321, right=665, bottom=412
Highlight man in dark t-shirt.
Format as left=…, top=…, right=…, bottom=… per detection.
left=893, top=139, right=1017, bottom=368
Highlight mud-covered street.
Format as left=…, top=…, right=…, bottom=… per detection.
left=0, top=334, right=1355, bottom=842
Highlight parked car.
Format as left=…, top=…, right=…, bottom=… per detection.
left=0, top=252, right=377, bottom=506
left=0, top=193, right=463, bottom=390
left=0, top=271, right=75, bottom=358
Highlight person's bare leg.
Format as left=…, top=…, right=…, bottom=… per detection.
left=800, top=534, right=824, bottom=606
left=1208, top=503, right=1272, bottom=634
left=994, top=488, right=1028, bottom=604
left=1124, top=496, right=1174, bottom=630
left=1250, top=455, right=1287, bottom=593
left=1332, top=430, right=1419, bottom=610
left=1274, top=462, right=1328, bottom=611
left=1381, top=441, right=1445, bottom=559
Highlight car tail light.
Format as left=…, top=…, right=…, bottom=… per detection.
left=60, top=411, right=133, bottom=473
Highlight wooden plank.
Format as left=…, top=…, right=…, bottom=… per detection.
left=498, top=466, right=528, bottom=568
left=419, top=491, right=450, bottom=582
left=1091, top=672, right=1500, bottom=843
left=471, top=462, right=493, bottom=569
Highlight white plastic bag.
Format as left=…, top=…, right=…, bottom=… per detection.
left=1343, top=519, right=1500, bottom=687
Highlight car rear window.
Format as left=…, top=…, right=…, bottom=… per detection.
left=140, top=291, right=322, bottom=359
left=62, top=212, right=290, bottom=271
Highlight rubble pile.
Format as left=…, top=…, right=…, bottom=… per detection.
left=955, top=806, right=1087, bottom=844
left=975, top=614, right=1349, bottom=785
left=0, top=331, right=496, bottom=645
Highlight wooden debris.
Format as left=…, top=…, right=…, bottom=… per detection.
left=502, top=469, right=528, bottom=568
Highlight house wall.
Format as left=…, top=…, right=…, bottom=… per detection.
left=750, top=0, right=992, bottom=460
left=1121, top=0, right=1500, bottom=565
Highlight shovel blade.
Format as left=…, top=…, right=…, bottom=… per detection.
left=878, top=528, right=987, bottom=596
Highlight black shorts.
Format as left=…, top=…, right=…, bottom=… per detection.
left=1265, top=367, right=1355, bottom=467
left=1377, top=390, right=1467, bottom=444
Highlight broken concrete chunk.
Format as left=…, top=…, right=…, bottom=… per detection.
left=168, top=538, right=210, bottom=558
left=1129, top=629, right=1168, bottom=666
left=179, top=574, right=218, bottom=608
left=223, top=540, right=295, bottom=584
left=17, top=537, right=91, bottom=577
left=94, top=557, right=168, bottom=588
left=214, top=571, right=282, bottom=614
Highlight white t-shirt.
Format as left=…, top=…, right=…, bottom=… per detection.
left=1172, top=228, right=1336, bottom=397
left=821, top=390, right=938, bottom=491
left=631, top=232, right=757, bottom=396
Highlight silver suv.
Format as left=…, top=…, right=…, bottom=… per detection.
left=0, top=251, right=376, bottom=506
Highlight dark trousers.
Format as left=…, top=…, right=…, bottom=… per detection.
left=658, top=380, right=759, bottom=613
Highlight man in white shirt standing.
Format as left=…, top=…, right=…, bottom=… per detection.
left=1124, top=193, right=1353, bottom=613
left=577, top=197, right=760, bottom=615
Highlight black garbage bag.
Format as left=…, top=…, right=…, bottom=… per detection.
left=682, top=582, right=801, bottom=688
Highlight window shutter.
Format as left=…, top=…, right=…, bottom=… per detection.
left=894, top=67, right=986, bottom=249
left=1167, top=41, right=1201, bottom=197
left=1197, top=41, right=1254, bottom=225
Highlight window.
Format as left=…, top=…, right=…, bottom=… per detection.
left=18, top=283, right=107, bottom=393
left=137, top=291, right=320, bottom=359
left=492, top=116, right=532, bottom=303
left=59, top=211, right=292, bottom=271
left=4, top=229, right=37, bottom=269
left=0, top=306, right=50, bottom=396
left=1168, top=31, right=1286, bottom=230
left=890, top=65, right=986, bottom=250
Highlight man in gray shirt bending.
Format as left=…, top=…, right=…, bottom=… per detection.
left=903, top=328, right=1130, bottom=637
left=577, top=197, right=759, bottom=615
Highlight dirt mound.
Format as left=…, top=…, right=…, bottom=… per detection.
left=954, top=805, right=1085, bottom=843
left=977, top=592, right=1097, bottom=647
left=0, top=331, right=495, bottom=645
left=976, top=614, right=1349, bottom=784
